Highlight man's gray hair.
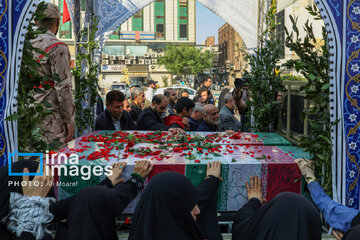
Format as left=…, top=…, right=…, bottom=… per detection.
left=224, top=92, right=233, bottom=104
left=193, top=103, right=205, bottom=115
left=130, top=87, right=144, bottom=100
left=203, top=104, right=217, bottom=116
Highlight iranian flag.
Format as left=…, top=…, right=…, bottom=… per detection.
left=62, top=0, right=70, bottom=24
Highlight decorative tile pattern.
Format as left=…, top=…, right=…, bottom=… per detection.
left=344, top=0, right=360, bottom=209
left=0, top=0, right=8, bottom=167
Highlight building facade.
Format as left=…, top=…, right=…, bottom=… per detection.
left=216, top=0, right=324, bottom=85
left=205, top=36, right=215, bottom=47
left=52, top=0, right=196, bottom=90
left=196, top=39, right=220, bottom=87
left=218, top=23, right=246, bottom=86
left=276, top=0, right=324, bottom=69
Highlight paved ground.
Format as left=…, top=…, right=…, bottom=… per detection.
left=117, top=233, right=336, bottom=239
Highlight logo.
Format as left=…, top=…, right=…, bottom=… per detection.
left=8, top=151, right=43, bottom=176
left=8, top=151, right=113, bottom=180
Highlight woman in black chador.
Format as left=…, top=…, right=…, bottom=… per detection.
left=232, top=176, right=322, bottom=240
left=129, top=161, right=223, bottom=240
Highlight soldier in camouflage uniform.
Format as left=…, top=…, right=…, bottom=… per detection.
left=31, top=3, right=75, bottom=145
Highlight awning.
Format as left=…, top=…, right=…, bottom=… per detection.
left=129, top=73, right=148, bottom=77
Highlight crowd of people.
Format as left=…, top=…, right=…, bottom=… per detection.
left=95, top=76, right=248, bottom=134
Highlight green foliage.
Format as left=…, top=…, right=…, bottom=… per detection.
left=283, top=4, right=333, bottom=194
left=158, top=44, right=213, bottom=84
left=72, top=14, right=100, bottom=135
left=162, top=75, right=169, bottom=87
left=243, top=0, right=284, bottom=132
left=281, top=74, right=307, bottom=82
left=6, top=2, right=62, bottom=152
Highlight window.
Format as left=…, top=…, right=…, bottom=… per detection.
left=109, top=27, right=121, bottom=40
left=180, top=24, right=187, bottom=38
left=276, top=10, right=285, bottom=58
left=103, top=46, right=125, bottom=56
left=126, top=46, right=148, bottom=56
left=132, top=10, right=143, bottom=31
left=178, top=0, right=188, bottom=40
left=156, top=24, right=164, bottom=39
left=59, top=0, right=72, bottom=39
left=154, top=0, right=165, bottom=40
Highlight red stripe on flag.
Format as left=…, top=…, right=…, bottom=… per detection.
left=264, top=163, right=301, bottom=201
left=148, top=164, right=186, bottom=181
left=62, top=0, right=70, bottom=24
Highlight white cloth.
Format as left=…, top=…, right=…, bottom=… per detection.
left=198, top=0, right=258, bottom=50
left=145, top=87, right=154, bottom=103
left=1, top=192, right=55, bottom=239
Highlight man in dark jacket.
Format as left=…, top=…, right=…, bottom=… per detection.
left=164, top=97, right=194, bottom=130
left=95, top=90, right=135, bottom=130
left=234, top=78, right=250, bottom=131
left=129, top=87, right=145, bottom=123
left=164, top=88, right=178, bottom=117
left=201, top=77, right=216, bottom=105
left=197, top=104, right=220, bottom=132
left=219, top=92, right=241, bottom=132
left=189, top=103, right=204, bottom=131
left=137, top=94, right=184, bottom=134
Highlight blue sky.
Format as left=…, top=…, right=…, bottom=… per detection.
left=196, top=0, right=226, bottom=45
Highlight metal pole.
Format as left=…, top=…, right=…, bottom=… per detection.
left=286, top=84, right=291, bottom=138
left=304, top=98, right=309, bottom=137
left=257, top=0, right=261, bottom=49
left=74, top=0, right=81, bottom=66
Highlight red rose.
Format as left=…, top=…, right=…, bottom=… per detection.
left=124, top=217, right=131, bottom=224
left=49, top=151, right=57, bottom=156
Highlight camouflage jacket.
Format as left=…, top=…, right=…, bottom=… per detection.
left=30, top=30, right=75, bottom=144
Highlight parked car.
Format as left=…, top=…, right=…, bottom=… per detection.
left=110, top=83, right=129, bottom=92
left=107, top=82, right=131, bottom=98
left=154, top=86, right=197, bottom=100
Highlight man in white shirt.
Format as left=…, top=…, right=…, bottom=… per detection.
left=145, top=80, right=157, bottom=103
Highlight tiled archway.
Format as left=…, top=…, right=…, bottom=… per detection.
left=0, top=0, right=358, bottom=208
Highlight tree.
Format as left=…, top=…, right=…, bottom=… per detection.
left=243, top=1, right=284, bottom=132
left=284, top=4, right=333, bottom=195
left=158, top=44, right=213, bottom=85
